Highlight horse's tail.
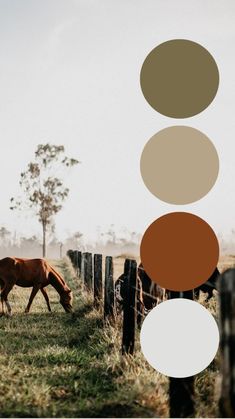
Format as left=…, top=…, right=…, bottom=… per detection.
left=0, top=279, right=6, bottom=295
left=0, top=257, right=18, bottom=296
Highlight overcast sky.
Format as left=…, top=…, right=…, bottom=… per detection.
left=0, top=0, right=235, bottom=243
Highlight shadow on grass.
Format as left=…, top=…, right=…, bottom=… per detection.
left=0, top=299, right=103, bottom=356
left=0, top=301, right=98, bottom=354
left=69, top=302, right=94, bottom=321
left=78, top=402, right=156, bottom=418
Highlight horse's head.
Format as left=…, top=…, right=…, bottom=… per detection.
left=60, top=288, right=73, bottom=313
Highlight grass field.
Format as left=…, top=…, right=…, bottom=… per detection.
left=0, top=256, right=230, bottom=417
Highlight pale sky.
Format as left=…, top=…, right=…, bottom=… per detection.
left=0, top=0, right=235, bottom=243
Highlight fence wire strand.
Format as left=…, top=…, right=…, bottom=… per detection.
left=132, top=285, right=166, bottom=303
left=130, top=305, right=145, bottom=318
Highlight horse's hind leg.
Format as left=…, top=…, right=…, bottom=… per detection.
left=0, top=280, right=4, bottom=316
left=1, top=286, right=13, bottom=317
left=41, top=288, right=52, bottom=312
left=5, top=300, right=12, bottom=316
left=0, top=294, right=5, bottom=316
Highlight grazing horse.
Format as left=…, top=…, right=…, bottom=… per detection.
left=138, top=263, right=220, bottom=303
left=114, top=263, right=165, bottom=315
left=0, top=257, right=73, bottom=316
left=138, top=263, right=167, bottom=310
left=114, top=262, right=220, bottom=317
left=115, top=273, right=143, bottom=312
left=194, top=267, right=220, bottom=301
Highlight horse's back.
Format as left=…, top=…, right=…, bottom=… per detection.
left=15, top=258, right=49, bottom=286
left=0, top=257, right=49, bottom=287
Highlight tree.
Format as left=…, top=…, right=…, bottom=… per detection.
left=10, top=144, right=79, bottom=257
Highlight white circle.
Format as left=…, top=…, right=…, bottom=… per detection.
left=140, top=299, right=219, bottom=378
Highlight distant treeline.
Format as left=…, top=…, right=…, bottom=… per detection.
left=0, top=227, right=141, bottom=259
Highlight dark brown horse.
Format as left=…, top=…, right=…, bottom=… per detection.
left=0, top=257, right=73, bottom=316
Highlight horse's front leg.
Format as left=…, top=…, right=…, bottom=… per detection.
left=41, top=288, right=52, bottom=312
left=25, top=285, right=40, bottom=313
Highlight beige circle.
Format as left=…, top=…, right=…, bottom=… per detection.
left=140, top=126, right=219, bottom=205
left=140, top=39, right=219, bottom=118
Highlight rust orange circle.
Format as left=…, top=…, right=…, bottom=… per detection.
left=140, top=212, right=219, bottom=291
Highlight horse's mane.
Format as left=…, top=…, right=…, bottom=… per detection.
left=47, top=263, right=71, bottom=292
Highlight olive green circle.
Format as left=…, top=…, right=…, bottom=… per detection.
left=140, top=126, right=219, bottom=205
left=140, top=39, right=219, bottom=118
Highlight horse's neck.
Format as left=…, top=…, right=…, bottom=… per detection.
left=49, top=272, right=68, bottom=296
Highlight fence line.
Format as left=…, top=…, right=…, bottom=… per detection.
left=66, top=249, right=234, bottom=418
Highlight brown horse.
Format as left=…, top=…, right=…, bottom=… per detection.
left=0, top=257, right=73, bottom=316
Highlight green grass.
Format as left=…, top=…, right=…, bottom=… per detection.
left=0, top=258, right=220, bottom=417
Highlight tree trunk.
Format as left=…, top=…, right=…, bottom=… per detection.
left=42, top=222, right=46, bottom=258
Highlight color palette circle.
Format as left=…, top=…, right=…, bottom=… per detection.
left=140, top=212, right=219, bottom=291
left=140, top=39, right=219, bottom=118
left=140, top=126, right=219, bottom=205
left=140, top=299, right=219, bottom=378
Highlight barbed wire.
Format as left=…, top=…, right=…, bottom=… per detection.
left=132, top=285, right=166, bottom=303
left=130, top=305, right=145, bottom=317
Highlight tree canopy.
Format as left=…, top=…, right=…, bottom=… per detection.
left=10, top=143, right=79, bottom=256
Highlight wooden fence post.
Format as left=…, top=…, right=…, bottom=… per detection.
left=80, top=252, right=85, bottom=283
left=73, top=250, right=82, bottom=276
left=94, top=254, right=103, bottom=307
left=66, top=249, right=74, bottom=265
left=104, top=256, right=115, bottom=319
left=83, top=252, right=93, bottom=290
left=122, top=259, right=137, bottom=355
left=219, top=268, right=235, bottom=417
left=72, top=251, right=77, bottom=269
left=168, top=290, right=195, bottom=418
